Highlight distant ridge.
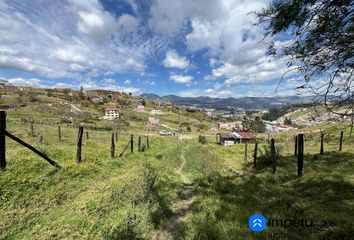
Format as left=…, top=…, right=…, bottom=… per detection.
left=139, top=93, right=315, bottom=109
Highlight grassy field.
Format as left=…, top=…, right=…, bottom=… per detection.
left=1, top=108, right=354, bottom=239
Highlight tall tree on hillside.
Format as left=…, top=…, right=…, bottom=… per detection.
left=257, top=0, right=354, bottom=133
left=79, top=85, right=84, bottom=100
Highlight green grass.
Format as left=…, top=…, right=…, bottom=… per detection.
left=175, top=130, right=354, bottom=239
left=1, top=107, right=354, bottom=239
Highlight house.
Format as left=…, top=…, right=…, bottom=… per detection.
left=103, top=107, right=120, bottom=120
left=135, top=105, right=145, bottom=112
left=148, top=117, right=159, bottom=127
left=217, top=132, right=255, bottom=145
left=217, top=133, right=237, bottom=146
left=218, top=122, right=240, bottom=130
left=232, top=132, right=255, bottom=143
left=150, top=109, right=164, bottom=115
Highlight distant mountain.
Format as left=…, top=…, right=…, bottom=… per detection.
left=139, top=93, right=316, bottom=110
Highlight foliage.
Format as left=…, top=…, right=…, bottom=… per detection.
left=284, top=117, right=292, bottom=125
left=78, top=86, right=84, bottom=100
left=257, top=0, right=354, bottom=115
left=242, top=116, right=265, bottom=133
left=198, top=135, right=207, bottom=144
left=258, top=141, right=283, bottom=164
left=263, top=106, right=290, bottom=121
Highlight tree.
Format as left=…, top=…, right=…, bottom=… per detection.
left=284, top=117, right=292, bottom=125
left=257, top=0, right=353, bottom=117
left=79, top=86, right=84, bottom=100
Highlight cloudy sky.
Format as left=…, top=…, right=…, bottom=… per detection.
left=0, top=0, right=301, bottom=97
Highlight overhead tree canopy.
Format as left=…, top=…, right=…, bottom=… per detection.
left=257, top=0, right=353, bottom=115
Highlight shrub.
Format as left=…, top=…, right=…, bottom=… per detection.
left=258, top=142, right=283, bottom=165
left=198, top=135, right=207, bottom=144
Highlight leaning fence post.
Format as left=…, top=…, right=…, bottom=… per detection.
left=58, top=126, right=61, bottom=140
left=130, top=134, right=134, bottom=153
left=138, top=136, right=142, bottom=152
left=253, top=142, right=258, bottom=169
left=0, top=111, right=6, bottom=170
left=294, top=135, right=298, bottom=156
left=111, top=133, right=115, bottom=158
left=86, top=131, right=89, bottom=140
left=298, top=134, right=304, bottom=176
left=271, top=138, right=276, bottom=174
left=5, top=131, right=61, bottom=168
left=320, top=132, right=324, bottom=154
left=244, top=142, right=248, bottom=161
left=339, top=131, right=344, bottom=151
left=76, top=126, right=83, bottom=163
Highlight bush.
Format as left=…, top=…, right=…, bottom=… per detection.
left=198, top=135, right=207, bottom=144
left=258, top=142, right=283, bottom=165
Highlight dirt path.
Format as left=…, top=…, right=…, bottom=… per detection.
left=154, top=147, right=194, bottom=240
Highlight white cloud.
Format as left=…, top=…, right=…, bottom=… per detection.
left=118, top=14, right=139, bottom=32
left=170, top=74, right=193, bottom=84
left=149, top=0, right=291, bottom=85
left=186, top=19, right=220, bottom=53
left=6, top=77, right=42, bottom=87
left=102, top=78, right=116, bottom=84
left=177, top=88, right=233, bottom=98
left=163, top=50, right=190, bottom=69
left=80, top=79, right=141, bottom=94
left=124, top=79, right=131, bottom=85
left=0, top=0, right=147, bottom=79
left=213, top=56, right=289, bottom=84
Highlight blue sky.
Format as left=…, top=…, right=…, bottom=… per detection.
left=0, top=0, right=301, bottom=97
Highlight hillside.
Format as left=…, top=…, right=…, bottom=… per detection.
left=0, top=86, right=354, bottom=239
left=140, top=93, right=316, bottom=110
left=0, top=87, right=214, bottom=134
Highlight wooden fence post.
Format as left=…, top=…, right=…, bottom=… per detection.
left=30, top=121, right=34, bottom=137
left=294, top=135, right=298, bottom=156
left=111, top=133, right=115, bottom=158
left=138, top=136, right=142, bottom=152
left=147, top=136, right=149, bottom=148
left=38, top=134, right=43, bottom=145
left=253, top=142, right=258, bottom=169
left=244, top=142, right=248, bottom=161
left=320, top=133, right=324, bottom=154
left=0, top=111, right=6, bottom=170
left=298, top=134, right=304, bottom=176
left=86, top=131, right=89, bottom=140
left=271, top=138, right=276, bottom=174
left=58, top=126, right=61, bottom=140
left=76, top=127, right=83, bottom=163
left=339, top=131, right=343, bottom=151
left=130, top=134, right=134, bottom=153
left=115, top=132, right=118, bottom=143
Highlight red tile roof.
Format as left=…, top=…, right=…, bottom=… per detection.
left=237, top=132, right=255, bottom=139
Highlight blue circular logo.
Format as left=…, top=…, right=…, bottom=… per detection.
left=249, top=214, right=266, bottom=232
